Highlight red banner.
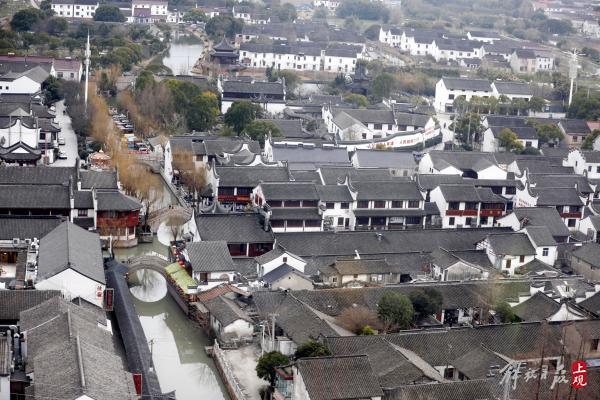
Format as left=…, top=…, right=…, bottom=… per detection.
left=571, top=360, right=587, bottom=389
left=133, top=373, right=143, bottom=395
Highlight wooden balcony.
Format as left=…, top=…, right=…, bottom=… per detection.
left=560, top=212, right=582, bottom=219
left=218, top=194, right=251, bottom=203
left=446, top=209, right=478, bottom=216
left=97, top=214, right=139, bottom=228
left=480, top=209, right=504, bottom=217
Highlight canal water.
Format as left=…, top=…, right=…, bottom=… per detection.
left=161, top=31, right=204, bottom=75
left=113, top=178, right=229, bottom=400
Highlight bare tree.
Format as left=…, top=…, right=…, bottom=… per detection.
left=172, top=149, right=207, bottom=208
left=336, top=306, right=380, bottom=334
left=166, top=214, right=187, bottom=242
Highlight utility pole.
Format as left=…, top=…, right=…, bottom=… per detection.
left=84, top=32, right=91, bottom=111
left=568, top=48, right=578, bottom=107
left=268, top=313, right=278, bottom=351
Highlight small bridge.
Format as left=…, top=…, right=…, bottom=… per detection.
left=127, top=253, right=170, bottom=278
left=134, top=153, right=162, bottom=173
left=146, top=206, right=193, bottom=232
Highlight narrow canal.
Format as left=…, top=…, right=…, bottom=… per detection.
left=161, top=30, right=204, bottom=75
left=113, top=179, right=229, bottom=400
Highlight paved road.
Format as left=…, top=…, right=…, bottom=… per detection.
left=52, top=100, right=79, bottom=167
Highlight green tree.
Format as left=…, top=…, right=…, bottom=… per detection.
left=495, top=301, right=519, bottom=323
left=267, top=69, right=299, bottom=95
left=183, top=9, right=206, bottom=23
left=453, top=112, right=483, bottom=146
left=93, top=5, right=126, bottom=22
left=11, top=8, right=45, bottom=31
left=377, top=292, right=414, bottom=330
left=224, top=101, right=264, bottom=133
left=409, top=288, right=442, bottom=319
left=344, top=16, right=360, bottom=31
left=244, top=120, right=282, bottom=145
left=582, top=129, right=600, bottom=150
left=528, top=96, right=545, bottom=113
left=336, top=0, right=390, bottom=21
left=205, top=15, right=244, bottom=40
left=46, top=17, right=68, bottom=35
left=256, top=351, right=289, bottom=386
left=533, top=123, right=564, bottom=145
left=369, top=72, right=396, bottom=101
left=273, top=3, right=297, bottom=22
left=42, top=76, right=64, bottom=104
left=568, top=91, right=600, bottom=120
left=343, top=93, right=369, bottom=107
left=358, top=325, right=376, bottom=335
left=135, top=70, right=155, bottom=92
left=498, top=128, right=524, bottom=152
left=364, top=24, right=381, bottom=40
left=294, top=340, right=330, bottom=358
left=187, top=91, right=220, bottom=131
left=39, top=0, right=54, bottom=17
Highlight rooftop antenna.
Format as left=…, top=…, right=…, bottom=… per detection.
left=84, top=31, right=91, bottom=111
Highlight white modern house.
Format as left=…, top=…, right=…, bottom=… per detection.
left=35, top=222, right=105, bottom=307
left=565, top=149, right=600, bottom=179
left=433, top=77, right=493, bottom=112
left=0, top=66, right=50, bottom=95
left=51, top=0, right=99, bottom=18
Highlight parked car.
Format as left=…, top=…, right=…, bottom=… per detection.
left=58, top=136, right=66, bottom=145
left=58, top=150, right=68, bottom=159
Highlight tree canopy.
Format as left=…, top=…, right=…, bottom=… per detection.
left=409, top=288, right=442, bottom=319
left=294, top=340, right=330, bottom=359
left=377, top=292, right=414, bottom=330
left=272, top=3, right=297, bottom=22
left=498, top=128, right=524, bottom=152
left=244, top=120, right=282, bottom=145
left=582, top=129, right=600, bottom=150
left=93, top=5, right=126, bottom=22
left=336, top=0, right=390, bottom=21
left=495, top=301, right=519, bottom=323
left=256, top=351, right=289, bottom=386
left=183, top=9, right=207, bottom=23
left=11, top=8, right=45, bottom=31
left=369, top=72, right=396, bottom=101
left=224, top=101, right=264, bottom=133
left=567, top=92, right=600, bottom=120
left=532, top=122, right=564, bottom=145
left=205, top=15, right=244, bottom=40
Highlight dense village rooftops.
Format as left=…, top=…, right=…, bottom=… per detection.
left=524, top=226, right=557, bottom=246
left=258, top=118, right=307, bottom=138
left=430, top=248, right=493, bottom=271
left=295, top=355, right=384, bottom=400
left=353, top=181, right=423, bottom=201
left=435, top=38, right=481, bottom=51
left=528, top=173, right=593, bottom=193
left=271, top=144, right=350, bottom=169
left=171, top=135, right=261, bottom=157
left=393, top=111, right=431, bottom=127
left=0, top=215, right=62, bottom=240
left=186, top=241, right=235, bottom=272
left=0, top=65, right=50, bottom=84
left=38, top=222, right=105, bottom=284
left=261, top=182, right=320, bottom=201
left=441, top=77, right=492, bottom=91
left=484, top=115, right=529, bottom=127
left=485, top=232, right=536, bottom=256
left=428, top=151, right=498, bottom=172
left=415, top=174, right=464, bottom=190
left=332, top=107, right=396, bottom=124
left=318, top=166, right=396, bottom=184
left=324, top=43, right=363, bottom=58
left=195, top=213, right=274, bottom=243
left=0, top=290, right=60, bottom=321
left=581, top=150, right=600, bottom=163
left=0, top=165, right=75, bottom=185
left=353, top=149, right=417, bottom=169
left=437, top=184, right=506, bottom=203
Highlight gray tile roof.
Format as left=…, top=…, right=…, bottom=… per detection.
left=531, top=187, right=584, bottom=206
left=258, top=119, right=308, bottom=138
left=571, top=242, right=600, bottom=267
left=186, top=241, right=235, bottom=272
left=261, top=182, right=320, bottom=201
left=203, top=295, right=251, bottom=326
left=428, top=151, right=498, bottom=172
left=315, top=185, right=353, bottom=202
left=319, top=167, right=395, bottom=184
left=354, top=181, right=423, bottom=201
left=295, top=356, right=384, bottom=400
left=384, top=379, right=500, bottom=400
left=450, top=345, right=508, bottom=380
left=0, top=184, right=70, bottom=209
left=38, top=222, right=105, bottom=283
left=559, top=119, right=591, bottom=134
left=79, top=170, right=118, bottom=190
left=275, top=228, right=509, bottom=257
left=74, top=190, right=93, bottom=209
left=222, top=79, right=284, bottom=96
left=196, top=213, right=274, bottom=243
left=353, top=149, right=417, bottom=169
left=416, top=174, right=464, bottom=190
left=253, top=291, right=338, bottom=344
left=0, top=166, right=75, bottom=185
left=512, top=292, right=560, bottom=322
left=216, top=165, right=291, bottom=187
left=524, top=226, right=556, bottom=246
left=492, top=81, right=532, bottom=96
left=96, top=190, right=142, bottom=211
left=486, top=232, right=536, bottom=256
left=441, top=77, right=492, bottom=92
left=582, top=151, right=600, bottom=163
left=0, top=290, right=60, bottom=321
left=270, top=207, right=321, bottom=221
left=333, top=107, right=396, bottom=125
left=272, top=144, right=350, bottom=169
left=529, top=173, right=593, bottom=193
left=0, top=215, right=62, bottom=240
left=485, top=115, right=529, bottom=127
left=579, top=291, right=600, bottom=314
left=31, top=336, right=136, bottom=400
left=510, top=207, right=570, bottom=238
left=262, top=263, right=308, bottom=284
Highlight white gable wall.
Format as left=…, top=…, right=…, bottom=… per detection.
left=35, top=268, right=104, bottom=307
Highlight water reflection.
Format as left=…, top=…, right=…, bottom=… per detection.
left=161, top=32, right=204, bottom=75
left=129, top=269, right=167, bottom=303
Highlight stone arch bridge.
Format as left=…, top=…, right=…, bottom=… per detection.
left=126, top=254, right=170, bottom=279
